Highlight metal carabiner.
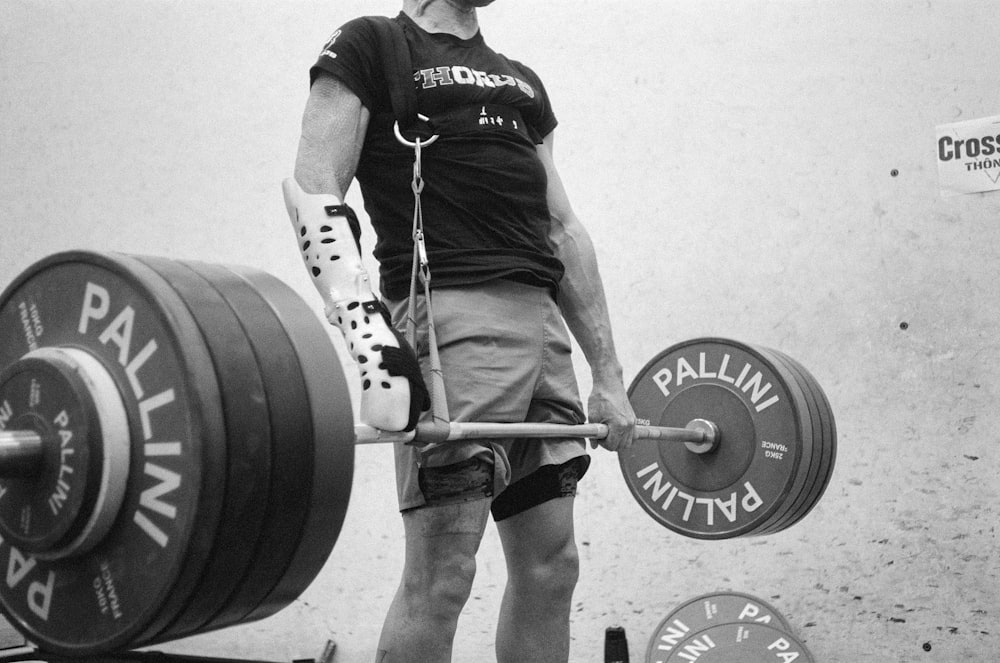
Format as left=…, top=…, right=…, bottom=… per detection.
left=393, top=114, right=440, bottom=148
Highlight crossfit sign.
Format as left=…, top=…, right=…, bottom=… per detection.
left=936, top=114, right=1000, bottom=197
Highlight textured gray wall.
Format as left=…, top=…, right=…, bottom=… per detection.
left=1, top=1, right=997, bottom=661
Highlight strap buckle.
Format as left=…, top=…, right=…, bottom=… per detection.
left=393, top=114, right=440, bottom=149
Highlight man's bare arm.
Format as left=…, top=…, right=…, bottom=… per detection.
left=285, top=72, right=427, bottom=431
left=537, top=132, right=636, bottom=451
left=293, top=72, right=370, bottom=196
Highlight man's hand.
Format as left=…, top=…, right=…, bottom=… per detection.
left=587, top=377, right=636, bottom=452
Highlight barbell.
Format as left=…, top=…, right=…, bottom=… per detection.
left=0, top=251, right=836, bottom=656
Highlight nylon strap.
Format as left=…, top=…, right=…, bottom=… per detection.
left=403, top=139, right=450, bottom=433
left=377, top=12, right=450, bottom=440
left=367, top=15, right=418, bottom=129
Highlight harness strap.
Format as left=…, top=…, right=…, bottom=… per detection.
left=402, top=137, right=452, bottom=437
left=366, top=15, right=450, bottom=436
left=373, top=103, right=533, bottom=144
left=375, top=14, right=536, bottom=444
left=367, top=16, right=418, bottom=129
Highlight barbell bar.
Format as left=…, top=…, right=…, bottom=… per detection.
left=355, top=418, right=719, bottom=450
left=0, top=251, right=835, bottom=656
left=0, top=418, right=720, bottom=481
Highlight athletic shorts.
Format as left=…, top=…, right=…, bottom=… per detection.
left=385, top=279, right=591, bottom=520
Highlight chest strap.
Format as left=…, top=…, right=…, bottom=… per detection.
left=377, top=103, right=533, bottom=146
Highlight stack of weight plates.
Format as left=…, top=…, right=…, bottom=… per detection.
left=645, top=591, right=815, bottom=662
left=0, top=251, right=355, bottom=655
left=620, top=338, right=837, bottom=539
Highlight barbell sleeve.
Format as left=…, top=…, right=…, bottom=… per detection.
left=0, top=430, right=45, bottom=478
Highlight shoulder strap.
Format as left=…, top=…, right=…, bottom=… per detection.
left=364, top=16, right=418, bottom=130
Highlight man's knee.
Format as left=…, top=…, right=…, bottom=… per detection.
left=512, top=541, right=580, bottom=600
left=403, top=552, right=478, bottom=619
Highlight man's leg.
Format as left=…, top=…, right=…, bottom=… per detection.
left=495, top=496, right=580, bottom=663
left=376, top=499, right=491, bottom=663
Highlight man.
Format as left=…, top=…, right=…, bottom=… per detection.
left=283, top=1, right=636, bottom=661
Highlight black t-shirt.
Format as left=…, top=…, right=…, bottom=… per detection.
left=309, top=12, right=564, bottom=300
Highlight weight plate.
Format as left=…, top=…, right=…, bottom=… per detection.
left=646, top=591, right=791, bottom=662
left=0, top=347, right=130, bottom=562
left=659, top=622, right=814, bottom=663
left=800, top=360, right=836, bottom=522
left=620, top=339, right=807, bottom=539
left=225, top=265, right=354, bottom=623
left=130, top=257, right=273, bottom=644
left=180, top=260, right=317, bottom=633
left=0, top=353, right=103, bottom=554
left=0, top=251, right=227, bottom=655
left=745, top=349, right=819, bottom=536
left=785, top=352, right=836, bottom=529
left=759, top=349, right=836, bottom=534
left=751, top=350, right=822, bottom=536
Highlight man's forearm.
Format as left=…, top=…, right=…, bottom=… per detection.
left=553, top=221, right=625, bottom=383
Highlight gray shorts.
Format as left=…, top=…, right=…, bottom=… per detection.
left=386, top=280, right=590, bottom=518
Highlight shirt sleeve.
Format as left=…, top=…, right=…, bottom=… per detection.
left=308, top=17, right=384, bottom=112
left=508, top=59, right=558, bottom=142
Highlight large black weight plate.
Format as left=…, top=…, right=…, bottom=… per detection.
left=746, top=349, right=819, bottom=536
left=660, top=622, right=814, bottom=663
left=796, top=358, right=836, bottom=524
left=180, top=260, right=318, bottom=633
left=226, top=266, right=354, bottom=623
left=751, top=349, right=822, bottom=536
left=130, top=257, right=273, bottom=644
left=0, top=251, right=227, bottom=655
left=620, top=339, right=807, bottom=539
left=758, top=349, right=836, bottom=534
left=782, top=350, right=836, bottom=530
left=646, top=591, right=790, bottom=662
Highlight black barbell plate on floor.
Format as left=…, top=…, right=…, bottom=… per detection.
left=645, top=591, right=792, bottom=663
left=745, top=348, right=820, bottom=536
left=180, top=260, right=318, bottom=633
left=619, top=338, right=807, bottom=539
left=660, top=621, right=814, bottom=663
left=129, top=256, right=273, bottom=645
left=0, top=251, right=227, bottom=655
left=225, top=265, right=354, bottom=624
left=760, top=348, right=836, bottom=533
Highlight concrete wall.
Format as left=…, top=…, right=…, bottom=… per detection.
left=1, top=1, right=996, bottom=661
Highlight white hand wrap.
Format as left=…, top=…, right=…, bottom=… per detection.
left=282, top=178, right=415, bottom=432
